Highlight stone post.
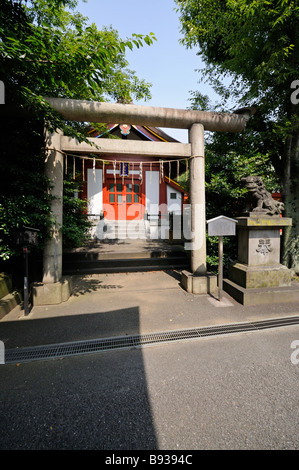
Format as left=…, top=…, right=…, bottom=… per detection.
left=181, top=124, right=217, bottom=294
left=43, top=129, right=63, bottom=283
left=31, top=129, right=71, bottom=305
left=189, top=123, right=207, bottom=275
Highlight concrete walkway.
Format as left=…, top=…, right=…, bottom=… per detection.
left=1, top=268, right=299, bottom=350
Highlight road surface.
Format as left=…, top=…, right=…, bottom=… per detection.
left=0, top=325, right=298, bottom=451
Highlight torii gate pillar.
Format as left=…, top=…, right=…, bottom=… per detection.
left=181, top=124, right=217, bottom=294
left=42, top=129, right=63, bottom=284
left=32, top=129, right=72, bottom=305
left=189, top=123, right=207, bottom=275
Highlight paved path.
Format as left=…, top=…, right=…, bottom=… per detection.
left=1, top=270, right=299, bottom=350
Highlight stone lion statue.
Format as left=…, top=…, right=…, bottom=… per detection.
left=241, top=176, right=284, bottom=216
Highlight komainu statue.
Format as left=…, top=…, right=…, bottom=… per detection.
left=241, top=176, right=284, bottom=216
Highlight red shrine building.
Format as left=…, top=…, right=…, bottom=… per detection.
left=81, top=123, right=188, bottom=239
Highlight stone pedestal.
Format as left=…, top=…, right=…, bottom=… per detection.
left=32, top=276, right=72, bottom=306
left=223, top=215, right=299, bottom=305
left=181, top=270, right=217, bottom=295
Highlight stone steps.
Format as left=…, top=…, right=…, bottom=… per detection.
left=62, top=245, right=189, bottom=275
left=102, top=220, right=148, bottom=240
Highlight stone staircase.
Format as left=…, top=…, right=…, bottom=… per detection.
left=102, top=220, right=148, bottom=240
left=62, top=239, right=189, bottom=275
left=89, top=218, right=149, bottom=240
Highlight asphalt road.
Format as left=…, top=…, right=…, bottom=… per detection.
left=0, top=325, right=299, bottom=451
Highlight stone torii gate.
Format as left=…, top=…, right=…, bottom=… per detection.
left=33, top=98, right=249, bottom=305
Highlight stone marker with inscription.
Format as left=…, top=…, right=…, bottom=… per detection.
left=223, top=176, right=299, bottom=305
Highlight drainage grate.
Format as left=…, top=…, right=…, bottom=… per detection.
left=4, top=315, right=299, bottom=364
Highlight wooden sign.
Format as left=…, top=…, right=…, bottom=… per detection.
left=207, top=216, right=237, bottom=301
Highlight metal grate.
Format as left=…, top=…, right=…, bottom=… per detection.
left=4, top=315, right=299, bottom=364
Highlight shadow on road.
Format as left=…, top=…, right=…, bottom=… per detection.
left=0, top=306, right=158, bottom=450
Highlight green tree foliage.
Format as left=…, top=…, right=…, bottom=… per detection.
left=0, top=118, right=52, bottom=262
left=204, top=131, right=279, bottom=273
left=176, top=0, right=299, bottom=272
left=1, top=0, right=155, bottom=138
left=0, top=0, right=156, bottom=266
left=62, top=176, right=92, bottom=249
